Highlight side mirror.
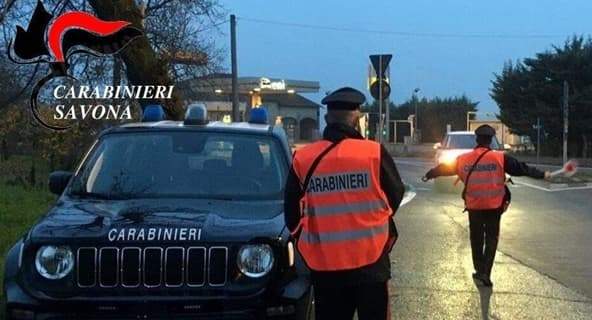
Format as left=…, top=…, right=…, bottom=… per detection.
left=49, top=171, right=73, bottom=195
left=503, top=144, right=512, bottom=151
left=433, top=142, right=442, bottom=150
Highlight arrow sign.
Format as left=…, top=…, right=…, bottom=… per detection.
left=369, top=54, right=392, bottom=79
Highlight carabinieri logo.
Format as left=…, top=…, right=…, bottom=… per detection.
left=8, top=0, right=143, bottom=130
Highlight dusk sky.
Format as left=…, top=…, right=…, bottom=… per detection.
left=217, top=0, right=590, bottom=114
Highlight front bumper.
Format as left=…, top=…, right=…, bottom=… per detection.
left=4, top=275, right=312, bottom=320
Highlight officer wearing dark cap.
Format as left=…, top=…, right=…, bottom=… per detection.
left=284, top=87, right=405, bottom=319
left=423, top=124, right=551, bottom=287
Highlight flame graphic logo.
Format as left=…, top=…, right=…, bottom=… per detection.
left=8, top=0, right=142, bottom=130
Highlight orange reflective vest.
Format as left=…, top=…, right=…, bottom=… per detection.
left=291, top=139, right=394, bottom=271
left=456, top=148, right=506, bottom=210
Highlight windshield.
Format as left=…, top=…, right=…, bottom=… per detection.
left=444, top=134, right=500, bottom=149
left=69, top=131, right=288, bottom=200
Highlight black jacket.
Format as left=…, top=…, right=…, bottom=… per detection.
left=284, top=123, right=405, bottom=286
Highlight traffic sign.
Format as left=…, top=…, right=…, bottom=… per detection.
left=369, top=54, right=392, bottom=79
left=369, top=54, right=393, bottom=143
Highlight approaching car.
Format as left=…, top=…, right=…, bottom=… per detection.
left=433, top=131, right=505, bottom=192
left=3, top=105, right=313, bottom=319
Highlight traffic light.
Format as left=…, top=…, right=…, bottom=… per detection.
left=369, top=78, right=391, bottom=101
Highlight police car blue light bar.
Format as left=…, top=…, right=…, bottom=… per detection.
left=184, top=103, right=209, bottom=125
left=142, top=105, right=166, bottom=122
left=249, top=107, right=268, bottom=124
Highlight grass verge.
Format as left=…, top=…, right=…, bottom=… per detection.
left=0, top=181, right=55, bottom=316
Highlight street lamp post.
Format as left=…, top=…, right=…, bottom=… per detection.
left=534, top=117, right=542, bottom=165
left=413, top=88, right=420, bottom=143
left=562, top=81, right=569, bottom=164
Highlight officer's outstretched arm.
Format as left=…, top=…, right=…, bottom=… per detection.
left=422, top=164, right=456, bottom=181
left=504, top=154, right=548, bottom=180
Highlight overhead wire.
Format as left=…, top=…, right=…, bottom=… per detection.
left=237, top=16, right=568, bottom=40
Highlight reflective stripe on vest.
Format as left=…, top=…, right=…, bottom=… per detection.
left=466, top=177, right=506, bottom=185
left=456, top=148, right=506, bottom=211
left=307, top=199, right=388, bottom=217
left=465, top=188, right=505, bottom=197
left=300, top=221, right=389, bottom=244
left=292, top=138, right=394, bottom=271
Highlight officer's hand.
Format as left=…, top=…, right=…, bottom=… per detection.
left=544, top=171, right=552, bottom=180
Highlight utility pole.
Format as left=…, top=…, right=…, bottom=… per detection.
left=385, top=66, right=390, bottom=143
left=563, top=81, right=569, bottom=164
left=413, top=88, right=420, bottom=143
left=536, top=117, right=541, bottom=165
left=230, top=14, right=240, bottom=122
left=378, top=55, right=383, bottom=143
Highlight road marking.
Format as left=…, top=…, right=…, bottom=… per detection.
left=394, top=159, right=432, bottom=168
left=514, top=180, right=592, bottom=192
left=547, top=185, right=592, bottom=192
left=514, top=180, right=550, bottom=192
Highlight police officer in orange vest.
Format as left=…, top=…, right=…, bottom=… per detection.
left=284, top=87, right=405, bottom=319
left=422, top=125, right=550, bottom=287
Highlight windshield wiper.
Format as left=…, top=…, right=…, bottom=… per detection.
left=205, top=195, right=236, bottom=201
left=69, top=191, right=131, bottom=200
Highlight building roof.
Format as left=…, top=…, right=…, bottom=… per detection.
left=181, top=89, right=320, bottom=109
left=184, top=91, right=251, bottom=103
left=179, top=73, right=320, bottom=94
left=261, top=93, right=320, bottom=109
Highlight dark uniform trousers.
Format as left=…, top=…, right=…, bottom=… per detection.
left=468, top=210, right=502, bottom=276
left=314, top=282, right=389, bottom=320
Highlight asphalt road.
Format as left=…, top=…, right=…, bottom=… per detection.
left=388, top=158, right=592, bottom=319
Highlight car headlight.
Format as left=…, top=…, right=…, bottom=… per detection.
left=237, top=244, right=274, bottom=278
left=35, top=245, right=74, bottom=280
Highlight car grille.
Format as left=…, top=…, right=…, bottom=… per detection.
left=76, top=246, right=228, bottom=288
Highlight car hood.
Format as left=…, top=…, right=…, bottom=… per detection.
left=29, top=197, right=285, bottom=244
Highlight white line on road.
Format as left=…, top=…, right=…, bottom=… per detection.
left=514, top=180, right=550, bottom=192
left=514, top=180, right=592, bottom=192
left=547, top=185, right=592, bottom=192
left=394, top=159, right=432, bottom=168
